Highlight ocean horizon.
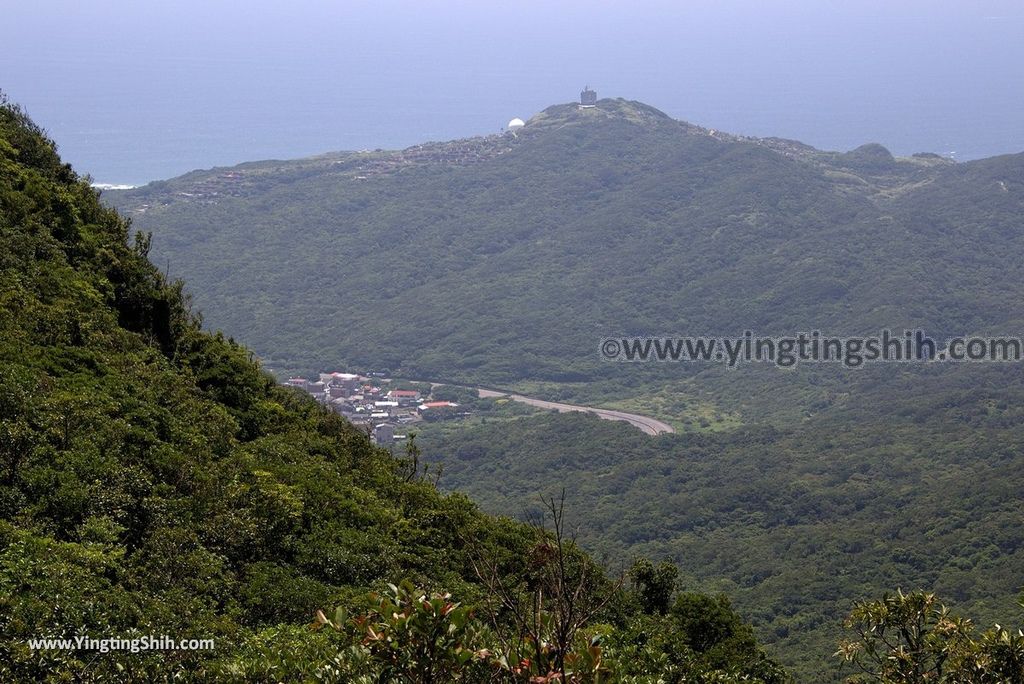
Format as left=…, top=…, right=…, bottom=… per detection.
left=5, top=2, right=1022, bottom=186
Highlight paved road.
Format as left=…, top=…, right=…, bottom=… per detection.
left=477, top=388, right=675, bottom=436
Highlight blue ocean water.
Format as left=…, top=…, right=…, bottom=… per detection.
left=3, top=1, right=1023, bottom=186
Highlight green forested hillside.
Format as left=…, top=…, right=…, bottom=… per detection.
left=106, top=99, right=1024, bottom=400
left=416, top=394, right=1024, bottom=679
left=0, top=97, right=796, bottom=681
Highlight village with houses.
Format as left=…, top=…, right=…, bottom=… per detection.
left=282, top=372, right=467, bottom=447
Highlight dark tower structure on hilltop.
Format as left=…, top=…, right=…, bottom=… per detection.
left=580, top=86, right=597, bottom=108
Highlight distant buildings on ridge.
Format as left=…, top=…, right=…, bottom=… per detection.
left=580, top=86, right=597, bottom=108
left=506, top=86, right=599, bottom=134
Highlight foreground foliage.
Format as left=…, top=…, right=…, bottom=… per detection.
left=836, top=590, right=1024, bottom=683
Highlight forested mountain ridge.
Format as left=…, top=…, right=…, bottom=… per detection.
left=105, top=98, right=1024, bottom=422
left=0, top=96, right=799, bottom=681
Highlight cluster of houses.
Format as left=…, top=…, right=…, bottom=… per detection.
left=282, top=372, right=462, bottom=446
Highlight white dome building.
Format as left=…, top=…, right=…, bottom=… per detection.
left=507, top=117, right=525, bottom=132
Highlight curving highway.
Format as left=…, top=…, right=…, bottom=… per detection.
left=476, top=388, right=675, bottom=436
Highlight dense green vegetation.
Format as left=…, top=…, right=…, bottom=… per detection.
left=0, top=96, right=799, bottom=681
left=835, top=590, right=1024, bottom=682
left=416, top=396, right=1024, bottom=680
